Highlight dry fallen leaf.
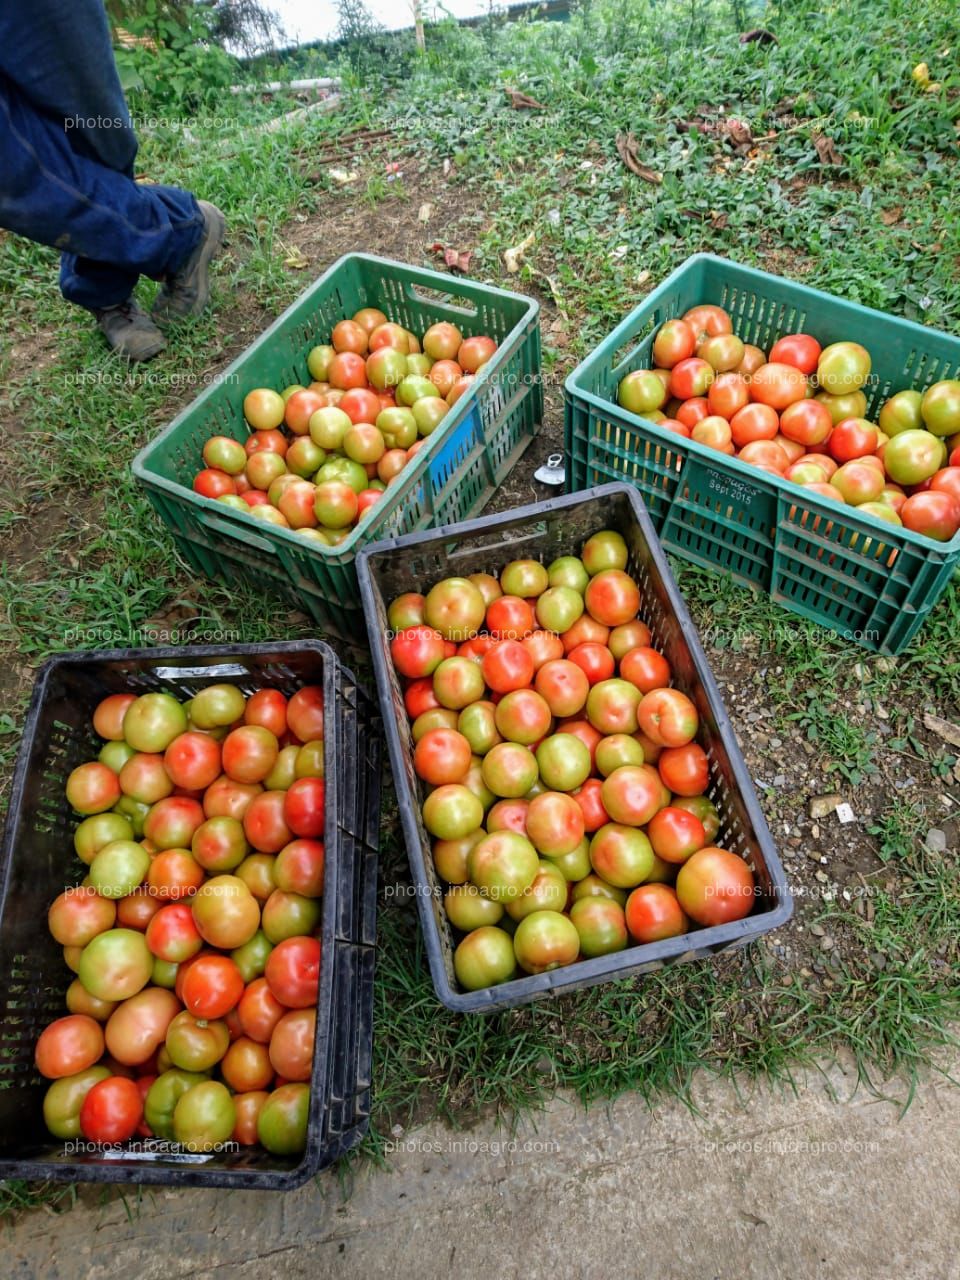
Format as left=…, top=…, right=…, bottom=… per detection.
left=283, top=245, right=309, bottom=269
left=615, top=132, right=662, bottom=184
left=923, top=713, right=960, bottom=750
left=418, top=202, right=433, bottom=223
left=504, top=230, right=536, bottom=274
left=812, top=132, right=843, bottom=165
left=505, top=88, right=546, bottom=110
left=880, top=206, right=903, bottom=225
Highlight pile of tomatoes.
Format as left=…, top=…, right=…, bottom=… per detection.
left=37, top=680, right=329, bottom=1157
left=193, top=310, right=498, bottom=543
left=618, top=304, right=960, bottom=542
left=387, top=531, right=757, bottom=992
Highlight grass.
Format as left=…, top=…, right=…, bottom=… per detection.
left=1, top=0, right=960, bottom=1213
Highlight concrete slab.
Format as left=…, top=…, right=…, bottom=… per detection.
left=5, top=1059, right=960, bottom=1280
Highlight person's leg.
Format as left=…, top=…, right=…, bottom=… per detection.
left=0, top=0, right=225, bottom=352
left=0, top=74, right=204, bottom=307
left=0, top=0, right=138, bottom=175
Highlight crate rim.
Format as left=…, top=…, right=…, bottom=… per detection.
left=563, top=252, right=960, bottom=556
left=0, top=638, right=355, bottom=1189
left=132, top=251, right=541, bottom=563
left=357, top=482, right=793, bottom=1013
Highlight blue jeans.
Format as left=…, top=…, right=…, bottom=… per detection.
left=0, top=1, right=205, bottom=311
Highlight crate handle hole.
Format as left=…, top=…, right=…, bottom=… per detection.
left=407, top=283, right=479, bottom=318
left=609, top=316, right=660, bottom=377
left=199, top=512, right=280, bottom=556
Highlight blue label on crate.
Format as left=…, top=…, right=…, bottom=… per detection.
left=428, top=404, right=483, bottom=488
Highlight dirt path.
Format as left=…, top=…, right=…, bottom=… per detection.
left=5, top=1056, right=959, bottom=1279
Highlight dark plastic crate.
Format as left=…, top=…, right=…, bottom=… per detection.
left=565, top=253, right=960, bottom=655
left=357, top=484, right=792, bottom=1013
left=133, top=253, right=542, bottom=644
left=0, top=641, right=381, bottom=1190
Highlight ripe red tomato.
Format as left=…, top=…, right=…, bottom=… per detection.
left=707, top=372, right=750, bottom=420
left=79, top=1076, right=143, bottom=1143
left=769, top=333, right=821, bottom=375
left=328, top=351, right=367, bottom=390
left=738, top=439, right=790, bottom=473
left=584, top=570, right=641, bottom=626
left=567, top=642, right=615, bottom=686
left=282, top=778, right=326, bottom=839
left=237, top=977, right=286, bottom=1043
left=147, top=848, right=206, bottom=901
left=286, top=687, right=325, bottom=742
left=778, top=398, right=833, bottom=447
left=244, top=791, right=294, bottom=853
left=482, top=640, right=535, bottom=693
left=391, top=626, right=446, bottom=678
left=194, top=469, right=236, bottom=499
left=404, top=678, right=441, bottom=719
left=245, top=429, right=287, bottom=458
left=657, top=743, right=710, bottom=796
left=269, top=1008, right=316, bottom=1082
left=522, top=630, right=564, bottom=670
left=35, top=1015, right=104, bottom=1079
left=681, top=305, right=732, bottom=340
left=653, top=319, right=696, bottom=368
left=145, top=902, right=203, bottom=963
left=486, top=595, right=536, bottom=639
left=625, top=884, right=689, bottom=942
left=900, top=491, right=960, bottom=541
left=729, top=402, right=778, bottom=446
left=646, top=806, right=707, bottom=863
left=930, top=468, right=960, bottom=505
left=414, top=728, right=472, bottom=785
left=829, top=418, right=879, bottom=462
left=222, top=726, right=280, bottom=785
left=534, top=659, right=590, bottom=718
left=670, top=357, right=714, bottom=400
left=264, top=936, right=321, bottom=1009
left=340, top=387, right=382, bottom=424
left=750, top=362, right=807, bottom=411
left=163, top=732, right=222, bottom=791
left=244, top=689, right=288, bottom=738
left=572, top=777, right=609, bottom=832
left=676, top=397, right=710, bottom=428
left=181, top=954, right=245, bottom=1019
left=620, top=646, right=671, bottom=693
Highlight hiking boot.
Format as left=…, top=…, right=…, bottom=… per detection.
left=152, top=200, right=226, bottom=325
left=95, top=298, right=167, bottom=361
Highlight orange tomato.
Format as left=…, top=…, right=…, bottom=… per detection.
left=750, top=362, right=808, bottom=411
left=729, top=403, right=779, bottom=447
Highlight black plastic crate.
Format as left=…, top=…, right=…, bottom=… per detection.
left=358, top=484, right=792, bottom=1013
left=0, top=641, right=380, bottom=1190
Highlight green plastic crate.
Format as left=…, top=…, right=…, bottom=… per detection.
left=133, top=253, right=542, bottom=641
left=564, top=254, right=960, bottom=655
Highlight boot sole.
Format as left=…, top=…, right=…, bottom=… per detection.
left=153, top=202, right=226, bottom=325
